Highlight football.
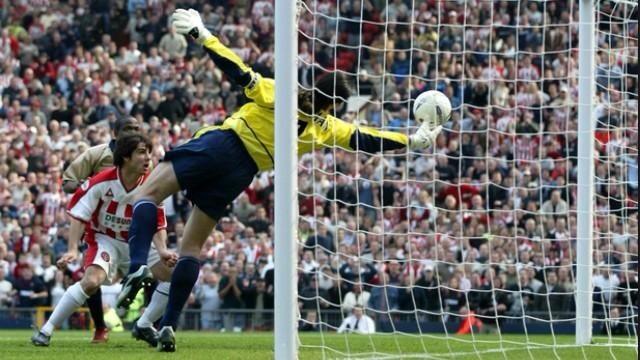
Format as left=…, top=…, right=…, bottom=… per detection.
left=412, top=90, right=452, bottom=129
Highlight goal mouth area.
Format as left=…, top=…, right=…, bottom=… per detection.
left=282, top=0, right=639, bottom=359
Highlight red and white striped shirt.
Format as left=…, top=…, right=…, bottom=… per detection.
left=515, top=135, right=539, bottom=164
left=67, top=167, right=166, bottom=243
left=518, top=65, right=540, bottom=81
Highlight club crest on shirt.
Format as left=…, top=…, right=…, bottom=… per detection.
left=101, top=251, right=110, bottom=262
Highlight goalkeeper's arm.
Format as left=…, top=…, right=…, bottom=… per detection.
left=316, top=114, right=442, bottom=153
left=171, top=9, right=257, bottom=89
left=200, top=36, right=258, bottom=89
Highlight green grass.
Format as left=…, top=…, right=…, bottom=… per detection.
left=0, top=330, right=636, bottom=359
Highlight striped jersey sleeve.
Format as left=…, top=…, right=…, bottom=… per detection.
left=67, top=170, right=114, bottom=222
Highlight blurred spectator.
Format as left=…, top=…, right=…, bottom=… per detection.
left=341, top=282, right=370, bottom=315
left=247, top=207, right=269, bottom=235
left=507, top=269, right=536, bottom=316
left=218, top=266, right=244, bottom=332
left=299, top=310, right=319, bottom=332
left=440, top=276, right=466, bottom=317
left=157, top=88, right=186, bottom=124
left=88, top=93, right=118, bottom=125
left=337, top=305, right=375, bottom=334
left=240, top=262, right=259, bottom=309
left=339, top=258, right=376, bottom=293
left=536, top=271, right=571, bottom=315
left=593, top=267, right=621, bottom=303
left=49, top=270, right=66, bottom=307
left=298, top=275, right=329, bottom=311
left=14, top=266, right=47, bottom=307
left=601, top=307, right=632, bottom=335
left=540, top=190, right=569, bottom=216
left=196, top=271, right=222, bottom=330
left=0, top=267, right=14, bottom=307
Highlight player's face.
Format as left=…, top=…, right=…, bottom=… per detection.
left=125, top=143, right=151, bottom=175
left=121, top=121, right=140, bottom=133
left=321, top=101, right=344, bottom=115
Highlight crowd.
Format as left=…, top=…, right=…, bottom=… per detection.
left=0, top=0, right=637, bottom=333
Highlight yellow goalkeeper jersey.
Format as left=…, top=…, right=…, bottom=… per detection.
left=193, top=36, right=409, bottom=172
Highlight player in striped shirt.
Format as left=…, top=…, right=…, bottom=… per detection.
left=31, top=134, right=177, bottom=347
left=60, top=116, right=140, bottom=344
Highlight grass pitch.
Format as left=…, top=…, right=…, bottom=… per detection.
left=0, top=330, right=636, bottom=359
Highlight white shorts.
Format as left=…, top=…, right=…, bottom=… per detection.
left=84, top=233, right=161, bottom=285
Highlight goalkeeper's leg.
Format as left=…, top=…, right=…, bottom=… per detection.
left=128, top=162, right=180, bottom=275
left=157, top=206, right=216, bottom=352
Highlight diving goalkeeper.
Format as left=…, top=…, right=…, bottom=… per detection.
left=118, top=8, right=443, bottom=351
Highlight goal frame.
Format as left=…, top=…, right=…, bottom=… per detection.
left=274, top=0, right=299, bottom=358
left=575, top=0, right=596, bottom=346
left=273, top=0, right=603, bottom=357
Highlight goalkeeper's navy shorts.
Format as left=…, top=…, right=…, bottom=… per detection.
left=164, top=129, right=258, bottom=220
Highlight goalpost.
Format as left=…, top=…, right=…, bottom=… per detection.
left=274, top=0, right=298, bottom=358
left=575, top=0, right=596, bottom=346
left=274, top=0, right=638, bottom=358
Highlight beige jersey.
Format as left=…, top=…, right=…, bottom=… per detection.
left=63, top=143, right=114, bottom=183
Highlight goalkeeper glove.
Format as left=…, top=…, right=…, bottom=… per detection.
left=171, top=8, right=212, bottom=44
left=409, top=124, right=442, bottom=150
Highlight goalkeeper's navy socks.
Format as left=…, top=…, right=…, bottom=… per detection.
left=160, top=256, right=201, bottom=330
left=128, top=200, right=158, bottom=274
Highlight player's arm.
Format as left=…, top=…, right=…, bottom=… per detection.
left=57, top=217, right=85, bottom=269
left=316, top=114, right=441, bottom=153
left=62, top=180, right=80, bottom=194
left=62, top=149, right=97, bottom=193
left=200, top=36, right=257, bottom=89
left=172, top=9, right=260, bottom=90
left=151, top=206, right=177, bottom=267
left=152, top=230, right=177, bottom=268
left=349, top=125, right=409, bottom=152
left=200, top=35, right=275, bottom=106
left=152, top=231, right=168, bottom=254
left=62, top=177, right=103, bottom=268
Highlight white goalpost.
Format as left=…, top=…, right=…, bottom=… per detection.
left=274, top=0, right=299, bottom=358
left=274, top=0, right=638, bottom=358
left=575, top=0, right=596, bottom=346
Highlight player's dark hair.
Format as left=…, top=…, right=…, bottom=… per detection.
left=113, top=133, right=152, bottom=167
left=299, top=72, right=351, bottom=115
left=113, top=117, right=140, bottom=137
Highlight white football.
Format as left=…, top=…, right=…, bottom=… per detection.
left=413, top=90, right=452, bottom=128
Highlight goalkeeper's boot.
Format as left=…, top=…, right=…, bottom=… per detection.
left=132, top=323, right=158, bottom=347
left=91, top=327, right=109, bottom=344
left=157, top=326, right=176, bottom=352
left=31, top=330, right=51, bottom=347
left=116, top=265, right=153, bottom=309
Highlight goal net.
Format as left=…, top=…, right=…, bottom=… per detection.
left=292, top=0, right=638, bottom=358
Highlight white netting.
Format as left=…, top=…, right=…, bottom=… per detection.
left=294, top=0, right=637, bottom=358
left=592, top=0, right=638, bottom=349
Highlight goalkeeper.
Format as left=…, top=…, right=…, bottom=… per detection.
left=118, top=8, right=442, bottom=351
